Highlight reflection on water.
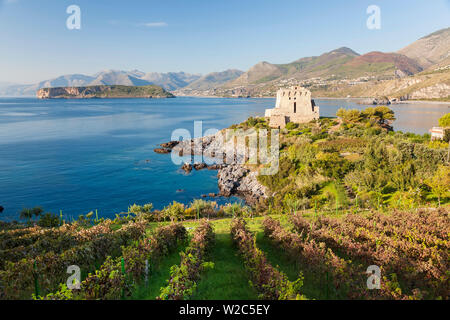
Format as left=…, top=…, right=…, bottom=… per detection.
left=0, top=97, right=448, bottom=221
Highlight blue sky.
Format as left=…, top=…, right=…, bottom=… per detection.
left=0, top=0, right=449, bottom=83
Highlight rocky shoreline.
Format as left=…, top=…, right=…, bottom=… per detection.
left=154, top=131, right=269, bottom=205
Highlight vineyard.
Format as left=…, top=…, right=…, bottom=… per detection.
left=0, top=207, right=448, bottom=300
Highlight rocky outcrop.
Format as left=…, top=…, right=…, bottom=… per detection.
left=160, top=141, right=180, bottom=149
left=181, top=163, right=193, bottom=173
left=154, top=148, right=171, bottom=154
left=37, top=85, right=174, bottom=99
left=161, top=131, right=269, bottom=205
left=217, top=164, right=268, bottom=204
left=154, top=141, right=180, bottom=154
left=359, top=96, right=392, bottom=105
left=193, top=163, right=207, bottom=170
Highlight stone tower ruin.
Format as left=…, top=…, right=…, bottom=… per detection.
left=265, top=86, right=319, bottom=128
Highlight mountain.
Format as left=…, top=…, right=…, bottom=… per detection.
left=37, top=74, right=96, bottom=87
left=0, top=70, right=201, bottom=96
left=182, top=69, right=244, bottom=91
left=89, top=70, right=153, bottom=86
left=2, top=28, right=448, bottom=99
left=224, top=46, right=425, bottom=89
left=398, top=27, right=450, bottom=69
left=140, top=72, right=201, bottom=91
left=227, top=62, right=283, bottom=87
left=335, top=51, right=423, bottom=78
left=225, top=47, right=360, bottom=87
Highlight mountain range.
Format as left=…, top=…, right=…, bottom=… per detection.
left=1, top=27, right=448, bottom=100
left=0, top=70, right=205, bottom=96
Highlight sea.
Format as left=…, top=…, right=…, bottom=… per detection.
left=0, top=97, right=448, bottom=221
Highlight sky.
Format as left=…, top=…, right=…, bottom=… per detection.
left=0, top=0, right=449, bottom=84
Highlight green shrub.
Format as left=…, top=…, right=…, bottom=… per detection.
left=38, top=213, right=60, bottom=228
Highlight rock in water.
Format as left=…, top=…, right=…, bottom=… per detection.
left=193, top=163, right=207, bottom=170
left=160, top=141, right=180, bottom=149
left=181, top=163, right=193, bottom=173
left=162, top=130, right=269, bottom=204
left=154, top=148, right=171, bottom=154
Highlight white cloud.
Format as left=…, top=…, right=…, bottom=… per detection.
left=140, top=22, right=168, bottom=28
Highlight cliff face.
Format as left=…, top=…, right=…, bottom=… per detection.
left=36, top=85, right=174, bottom=99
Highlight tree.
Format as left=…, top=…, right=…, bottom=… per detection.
left=438, top=113, right=450, bottom=128
left=32, top=207, right=43, bottom=219
left=163, top=201, right=185, bottom=222
left=391, top=161, right=418, bottom=191
left=374, top=106, right=395, bottom=125
left=19, top=208, right=33, bottom=222
left=336, top=108, right=362, bottom=123
left=38, top=213, right=60, bottom=228
left=190, top=199, right=217, bottom=219
left=283, top=193, right=301, bottom=214
left=361, top=106, right=395, bottom=126
left=426, top=165, right=450, bottom=206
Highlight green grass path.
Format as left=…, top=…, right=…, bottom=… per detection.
left=191, top=232, right=258, bottom=300
left=129, top=244, right=186, bottom=300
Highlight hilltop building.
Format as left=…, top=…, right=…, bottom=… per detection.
left=265, top=86, right=319, bottom=128
left=429, top=127, right=445, bottom=140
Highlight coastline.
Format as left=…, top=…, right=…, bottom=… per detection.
left=172, top=94, right=450, bottom=105
left=156, top=131, right=269, bottom=206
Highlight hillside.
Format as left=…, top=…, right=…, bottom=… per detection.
left=398, top=27, right=450, bottom=69
left=36, top=85, right=174, bottom=99
left=225, top=48, right=423, bottom=89
left=336, top=51, right=423, bottom=77
left=311, top=68, right=450, bottom=101
left=226, top=47, right=360, bottom=87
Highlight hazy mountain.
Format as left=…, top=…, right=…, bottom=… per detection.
left=183, top=69, right=244, bottom=90
left=89, top=70, right=153, bottom=86
left=140, top=72, right=201, bottom=91
left=0, top=70, right=201, bottom=96
left=398, top=27, right=450, bottom=69
left=38, top=74, right=96, bottom=87
left=0, top=81, right=17, bottom=88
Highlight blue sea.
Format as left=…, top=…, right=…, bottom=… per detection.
left=0, top=97, right=448, bottom=221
